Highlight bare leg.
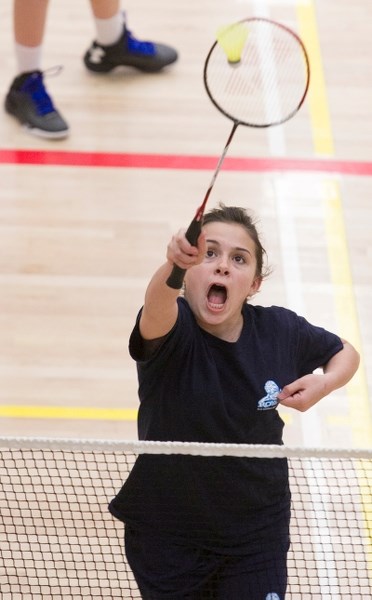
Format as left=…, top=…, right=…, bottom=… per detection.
left=89, top=0, right=123, bottom=46
left=14, top=0, right=49, bottom=46
left=89, top=0, right=120, bottom=19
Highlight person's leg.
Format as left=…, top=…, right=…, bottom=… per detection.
left=214, top=539, right=290, bottom=600
left=90, top=0, right=120, bottom=19
left=5, top=0, right=69, bottom=139
left=14, top=0, right=48, bottom=72
left=89, top=0, right=123, bottom=46
left=124, top=527, right=221, bottom=600
left=84, top=0, right=178, bottom=73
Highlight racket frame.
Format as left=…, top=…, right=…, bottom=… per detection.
left=204, top=16, right=310, bottom=129
left=166, top=16, right=310, bottom=289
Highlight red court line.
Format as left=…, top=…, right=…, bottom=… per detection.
left=1, top=148, right=372, bottom=176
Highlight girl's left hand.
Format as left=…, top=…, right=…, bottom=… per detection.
left=277, top=374, right=330, bottom=412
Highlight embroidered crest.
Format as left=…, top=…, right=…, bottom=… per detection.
left=257, top=380, right=280, bottom=411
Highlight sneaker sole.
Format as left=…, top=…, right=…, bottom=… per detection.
left=5, top=98, right=70, bottom=140
left=22, top=123, right=70, bottom=140
left=4, top=96, right=70, bottom=140
left=84, top=53, right=175, bottom=73
left=84, top=61, right=169, bottom=73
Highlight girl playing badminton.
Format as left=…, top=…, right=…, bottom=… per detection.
left=109, top=204, right=359, bottom=600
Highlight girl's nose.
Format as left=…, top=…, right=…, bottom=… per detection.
left=215, top=259, right=229, bottom=275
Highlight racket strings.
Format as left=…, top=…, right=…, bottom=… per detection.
left=205, top=19, right=309, bottom=127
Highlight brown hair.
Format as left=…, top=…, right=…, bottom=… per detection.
left=202, top=204, right=270, bottom=279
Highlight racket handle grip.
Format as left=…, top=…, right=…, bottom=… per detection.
left=166, top=218, right=202, bottom=289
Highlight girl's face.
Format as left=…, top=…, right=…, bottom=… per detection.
left=184, top=221, right=262, bottom=339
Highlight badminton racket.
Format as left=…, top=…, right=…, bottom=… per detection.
left=166, top=17, right=310, bottom=289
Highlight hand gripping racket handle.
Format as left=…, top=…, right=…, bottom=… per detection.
left=166, top=217, right=203, bottom=289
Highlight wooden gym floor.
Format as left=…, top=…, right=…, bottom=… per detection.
left=0, top=0, right=371, bottom=448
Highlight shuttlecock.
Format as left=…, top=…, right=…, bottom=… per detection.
left=216, top=22, right=249, bottom=65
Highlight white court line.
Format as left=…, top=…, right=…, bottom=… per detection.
left=252, top=0, right=322, bottom=446
left=252, top=2, right=341, bottom=596
left=303, top=458, right=343, bottom=599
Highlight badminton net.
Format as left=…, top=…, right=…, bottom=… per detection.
left=0, top=437, right=371, bottom=599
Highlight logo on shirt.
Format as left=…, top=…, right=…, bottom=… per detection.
left=257, top=380, right=281, bottom=411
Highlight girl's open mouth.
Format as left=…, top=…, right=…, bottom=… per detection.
left=207, top=284, right=227, bottom=310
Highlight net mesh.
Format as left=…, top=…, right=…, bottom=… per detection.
left=0, top=438, right=371, bottom=599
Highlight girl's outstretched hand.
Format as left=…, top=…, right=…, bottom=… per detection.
left=166, top=229, right=206, bottom=270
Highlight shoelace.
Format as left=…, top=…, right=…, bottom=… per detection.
left=126, top=30, right=155, bottom=56
left=20, top=66, right=63, bottom=116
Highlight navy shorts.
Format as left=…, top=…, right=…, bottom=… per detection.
left=125, top=526, right=290, bottom=600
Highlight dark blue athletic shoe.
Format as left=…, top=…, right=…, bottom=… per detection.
left=5, top=70, right=69, bottom=139
left=84, top=25, right=178, bottom=73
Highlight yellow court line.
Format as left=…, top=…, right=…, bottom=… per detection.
left=296, top=1, right=372, bottom=448
left=323, top=183, right=372, bottom=446
left=0, top=405, right=138, bottom=421
left=296, top=0, right=372, bottom=578
left=296, top=3, right=334, bottom=156
left=278, top=412, right=293, bottom=425
left=0, top=402, right=292, bottom=425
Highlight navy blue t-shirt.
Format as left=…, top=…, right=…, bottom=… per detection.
left=109, top=299, right=343, bottom=549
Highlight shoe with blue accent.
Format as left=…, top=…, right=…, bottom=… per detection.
left=5, top=70, right=69, bottom=139
left=84, top=25, right=178, bottom=73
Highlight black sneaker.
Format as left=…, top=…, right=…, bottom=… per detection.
left=84, top=26, right=178, bottom=73
left=4, top=70, right=69, bottom=139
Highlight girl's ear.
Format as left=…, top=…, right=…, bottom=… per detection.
left=249, top=276, right=262, bottom=297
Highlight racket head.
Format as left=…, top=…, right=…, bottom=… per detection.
left=204, top=17, right=310, bottom=128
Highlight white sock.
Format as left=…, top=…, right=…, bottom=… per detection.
left=94, top=13, right=124, bottom=46
left=15, top=43, right=43, bottom=74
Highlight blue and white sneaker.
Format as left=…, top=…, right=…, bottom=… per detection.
left=5, top=70, right=69, bottom=139
left=84, top=25, right=178, bottom=73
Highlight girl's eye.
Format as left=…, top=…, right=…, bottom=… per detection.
left=234, top=255, right=246, bottom=264
left=206, top=249, right=216, bottom=258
